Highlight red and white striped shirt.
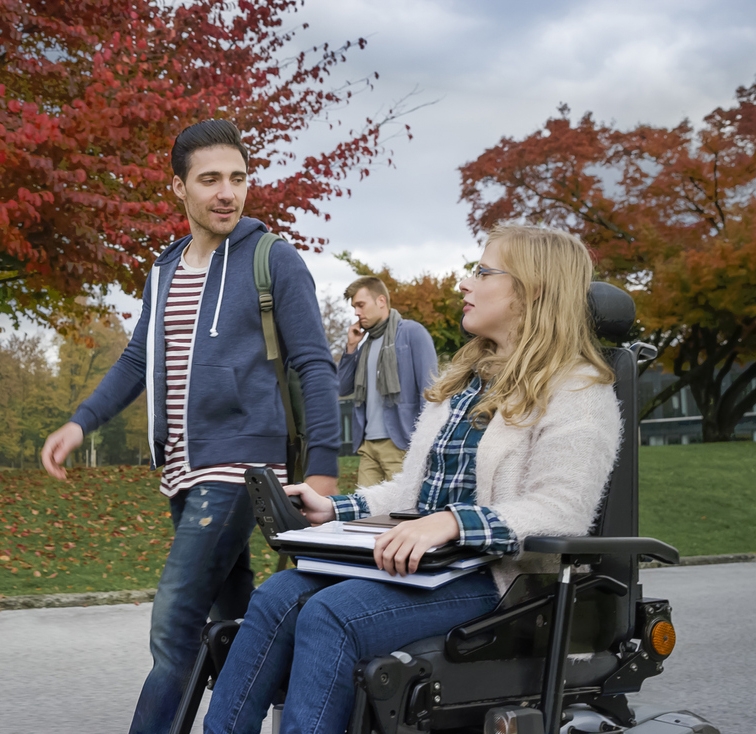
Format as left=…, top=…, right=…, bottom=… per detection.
left=159, top=250, right=287, bottom=497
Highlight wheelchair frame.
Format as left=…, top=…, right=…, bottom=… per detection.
left=170, top=285, right=721, bottom=734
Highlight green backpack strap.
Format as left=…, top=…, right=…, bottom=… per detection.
left=253, top=232, right=298, bottom=447
left=254, top=232, right=281, bottom=361
left=254, top=232, right=307, bottom=570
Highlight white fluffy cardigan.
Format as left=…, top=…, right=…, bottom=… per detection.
left=354, top=371, right=623, bottom=596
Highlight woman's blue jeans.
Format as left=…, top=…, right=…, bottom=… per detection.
left=129, top=481, right=257, bottom=734
left=203, top=567, right=500, bottom=734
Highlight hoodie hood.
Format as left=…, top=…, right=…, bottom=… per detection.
left=153, top=217, right=269, bottom=340
left=153, top=216, right=268, bottom=265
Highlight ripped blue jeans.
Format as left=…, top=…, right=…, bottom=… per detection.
left=129, top=481, right=257, bottom=734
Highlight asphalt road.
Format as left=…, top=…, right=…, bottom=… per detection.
left=627, top=562, right=755, bottom=733
left=0, top=563, right=753, bottom=734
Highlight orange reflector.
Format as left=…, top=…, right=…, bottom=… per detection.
left=650, top=620, right=676, bottom=657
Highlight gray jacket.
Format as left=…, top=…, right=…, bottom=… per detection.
left=338, top=318, right=437, bottom=452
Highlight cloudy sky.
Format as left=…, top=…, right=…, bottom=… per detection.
left=286, top=0, right=756, bottom=308
left=4, top=0, right=756, bottom=337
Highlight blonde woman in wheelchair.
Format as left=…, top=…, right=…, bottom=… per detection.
left=204, top=224, right=622, bottom=734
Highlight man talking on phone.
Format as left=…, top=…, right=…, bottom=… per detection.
left=339, top=276, right=437, bottom=486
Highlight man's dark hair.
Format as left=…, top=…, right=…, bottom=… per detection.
left=171, top=119, right=249, bottom=181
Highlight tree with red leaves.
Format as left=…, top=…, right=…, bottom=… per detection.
left=0, top=0, right=392, bottom=328
left=460, top=82, right=756, bottom=441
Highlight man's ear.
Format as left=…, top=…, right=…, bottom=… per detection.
left=172, top=175, right=186, bottom=201
left=377, top=294, right=388, bottom=310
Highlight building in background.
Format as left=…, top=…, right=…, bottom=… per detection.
left=639, top=365, right=756, bottom=446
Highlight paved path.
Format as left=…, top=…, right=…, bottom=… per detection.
left=0, top=602, right=210, bottom=734
left=0, top=563, right=754, bottom=733
left=628, top=562, right=756, bottom=733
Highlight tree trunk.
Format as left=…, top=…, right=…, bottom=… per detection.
left=686, top=341, right=756, bottom=442
left=700, top=411, right=735, bottom=442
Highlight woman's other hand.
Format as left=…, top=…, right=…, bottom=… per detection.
left=284, top=483, right=336, bottom=525
left=373, top=511, right=461, bottom=576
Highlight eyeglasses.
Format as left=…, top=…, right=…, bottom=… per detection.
left=472, top=263, right=508, bottom=279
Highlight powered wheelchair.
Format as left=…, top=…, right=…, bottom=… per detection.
left=170, top=282, right=720, bottom=734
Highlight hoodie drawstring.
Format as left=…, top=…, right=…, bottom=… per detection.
left=209, top=238, right=230, bottom=337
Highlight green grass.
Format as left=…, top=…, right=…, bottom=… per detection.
left=0, top=457, right=362, bottom=598
left=0, top=466, right=176, bottom=596
left=337, top=456, right=360, bottom=491
left=1, top=447, right=753, bottom=598
left=639, top=442, right=756, bottom=557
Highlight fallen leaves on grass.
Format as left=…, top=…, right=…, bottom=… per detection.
left=0, top=466, right=174, bottom=596
left=1, top=458, right=359, bottom=597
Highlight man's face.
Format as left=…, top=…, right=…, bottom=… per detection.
left=351, top=287, right=387, bottom=330
left=172, top=145, right=247, bottom=241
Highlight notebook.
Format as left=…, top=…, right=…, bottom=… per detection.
left=295, top=555, right=495, bottom=589
left=245, top=467, right=489, bottom=572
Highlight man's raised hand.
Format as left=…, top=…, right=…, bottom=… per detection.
left=345, top=320, right=365, bottom=354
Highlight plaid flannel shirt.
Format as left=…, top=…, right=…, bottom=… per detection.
left=331, top=377, right=518, bottom=554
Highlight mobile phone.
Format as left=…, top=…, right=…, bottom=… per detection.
left=388, top=509, right=423, bottom=520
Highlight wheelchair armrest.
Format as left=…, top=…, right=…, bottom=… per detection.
left=522, top=536, right=679, bottom=565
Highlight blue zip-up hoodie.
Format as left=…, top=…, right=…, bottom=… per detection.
left=71, top=217, right=341, bottom=478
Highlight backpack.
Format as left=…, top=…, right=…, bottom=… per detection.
left=253, top=232, right=307, bottom=484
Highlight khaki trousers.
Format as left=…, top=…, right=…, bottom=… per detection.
left=356, top=438, right=406, bottom=487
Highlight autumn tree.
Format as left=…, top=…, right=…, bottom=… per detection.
left=336, top=252, right=466, bottom=360
left=319, top=292, right=351, bottom=361
left=55, top=310, right=127, bottom=409
left=0, top=333, right=62, bottom=467
left=0, top=0, right=398, bottom=330
left=123, top=392, right=149, bottom=465
left=460, top=82, right=756, bottom=441
left=0, top=316, right=149, bottom=467
left=54, top=307, right=148, bottom=464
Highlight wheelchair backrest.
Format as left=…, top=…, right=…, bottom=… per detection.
left=494, top=284, right=643, bottom=654
left=587, top=283, right=641, bottom=645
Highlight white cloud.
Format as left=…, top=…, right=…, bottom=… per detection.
left=279, top=0, right=756, bottom=293
left=6, top=0, right=756, bottom=342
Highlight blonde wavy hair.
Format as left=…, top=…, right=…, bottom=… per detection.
left=426, top=224, right=614, bottom=425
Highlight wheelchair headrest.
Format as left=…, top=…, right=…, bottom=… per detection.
left=589, top=282, right=635, bottom=341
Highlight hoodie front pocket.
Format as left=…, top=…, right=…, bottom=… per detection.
left=190, top=363, right=245, bottom=432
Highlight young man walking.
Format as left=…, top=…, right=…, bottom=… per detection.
left=339, top=276, right=437, bottom=486
left=41, top=119, right=340, bottom=733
